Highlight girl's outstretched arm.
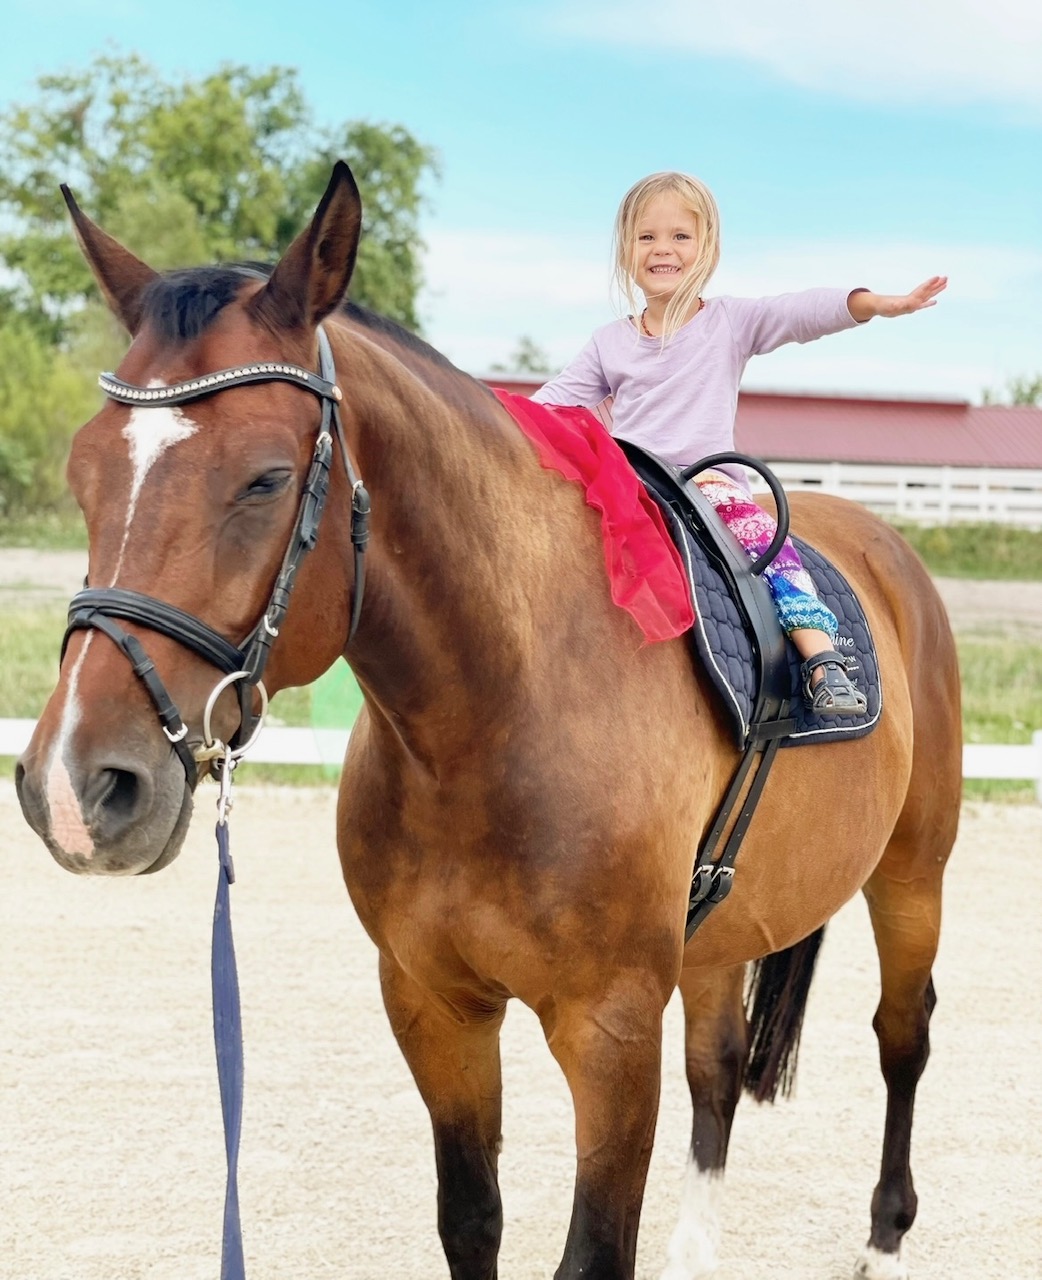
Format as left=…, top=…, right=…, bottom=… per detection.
left=848, top=276, right=948, bottom=321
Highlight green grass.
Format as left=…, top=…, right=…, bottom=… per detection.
left=958, top=637, right=1042, bottom=745
left=0, top=605, right=68, bottom=717
left=890, top=521, right=1042, bottom=581
left=958, top=635, right=1042, bottom=803
left=962, top=779, right=1036, bottom=802
left=3, top=604, right=1039, bottom=800
left=0, top=508, right=88, bottom=549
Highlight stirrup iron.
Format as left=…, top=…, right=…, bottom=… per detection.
left=801, top=650, right=867, bottom=716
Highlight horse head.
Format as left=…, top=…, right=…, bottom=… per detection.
left=16, top=163, right=365, bottom=875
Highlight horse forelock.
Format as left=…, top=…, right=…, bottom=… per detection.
left=138, top=262, right=462, bottom=387
left=139, top=266, right=269, bottom=343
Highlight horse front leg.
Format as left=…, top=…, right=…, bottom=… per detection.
left=379, top=954, right=507, bottom=1280
left=542, top=980, right=671, bottom=1280
left=856, top=858, right=944, bottom=1280
left=661, top=963, right=748, bottom=1280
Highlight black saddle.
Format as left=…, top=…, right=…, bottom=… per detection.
left=616, top=440, right=882, bottom=939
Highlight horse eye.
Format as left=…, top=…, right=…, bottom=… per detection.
left=238, top=470, right=293, bottom=502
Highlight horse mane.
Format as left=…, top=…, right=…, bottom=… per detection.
left=138, top=263, right=464, bottom=380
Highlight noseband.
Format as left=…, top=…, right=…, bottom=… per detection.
left=61, top=327, right=370, bottom=783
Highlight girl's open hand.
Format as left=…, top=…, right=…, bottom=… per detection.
left=873, top=276, right=948, bottom=318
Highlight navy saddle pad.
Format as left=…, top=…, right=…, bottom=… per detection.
left=662, top=508, right=883, bottom=750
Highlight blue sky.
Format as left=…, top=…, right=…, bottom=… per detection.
left=6, top=0, right=1041, bottom=401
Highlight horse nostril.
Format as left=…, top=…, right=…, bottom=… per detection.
left=97, top=768, right=141, bottom=821
left=14, top=759, right=42, bottom=830
left=86, top=764, right=154, bottom=842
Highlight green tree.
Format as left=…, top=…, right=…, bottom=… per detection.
left=0, top=53, right=439, bottom=335
left=491, top=336, right=555, bottom=375
left=0, top=320, right=100, bottom=513
left=1007, top=376, right=1042, bottom=406
left=0, top=55, right=440, bottom=515
left=981, top=375, right=1042, bottom=406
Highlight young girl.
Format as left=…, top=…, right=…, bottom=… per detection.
left=531, top=171, right=947, bottom=715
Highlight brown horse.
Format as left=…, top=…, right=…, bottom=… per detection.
left=16, top=161, right=961, bottom=1280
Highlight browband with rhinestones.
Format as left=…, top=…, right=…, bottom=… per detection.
left=98, top=362, right=342, bottom=406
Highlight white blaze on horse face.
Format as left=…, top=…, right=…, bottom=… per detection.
left=112, top=396, right=199, bottom=583
left=43, top=637, right=96, bottom=859
left=659, top=1164, right=723, bottom=1280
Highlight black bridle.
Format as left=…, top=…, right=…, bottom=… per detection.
left=61, top=326, right=370, bottom=782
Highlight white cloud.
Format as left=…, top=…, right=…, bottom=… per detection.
left=712, top=240, right=1042, bottom=303
left=549, top=0, right=1042, bottom=109
left=423, top=227, right=611, bottom=308
left=420, top=227, right=614, bottom=372
left=419, top=224, right=1042, bottom=400
left=715, top=239, right=1042, bottom=398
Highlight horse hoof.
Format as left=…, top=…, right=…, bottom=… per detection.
left=659, top=1165, right=722, bottom=1279
left=854, top=1245, right=908, bottom=1280
left=660, top=1258, right=719, bottom=1280
left=659, top=1228, right=720, bottom=1279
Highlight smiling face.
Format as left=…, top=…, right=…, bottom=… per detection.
left=630, top=193, right=704, bottom=305
left=612, top=172, right=721, bottom=337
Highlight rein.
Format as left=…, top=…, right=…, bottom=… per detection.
left=62, top=326, right=370, bottom=1280
left=62, top=326, right=370, bottom=782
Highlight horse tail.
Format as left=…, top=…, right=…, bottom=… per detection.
left=742, top=925, right=826, bottom=1104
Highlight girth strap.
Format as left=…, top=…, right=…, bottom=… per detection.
left=684, top=728, right=789, bottom=941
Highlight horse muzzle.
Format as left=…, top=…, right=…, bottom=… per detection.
left=15, top=730, right=195, bottom=876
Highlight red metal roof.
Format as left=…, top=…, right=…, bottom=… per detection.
left=486, top=378, right=1042, bottom=470
left=734, top=393, right=1042, bottom=469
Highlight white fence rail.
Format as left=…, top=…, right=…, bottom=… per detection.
left=761, top=462, right=1042, bottom=528
left=3, top=720, right=1040, bottom=801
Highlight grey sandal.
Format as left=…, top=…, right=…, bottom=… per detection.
left=801, top=650, right=868, bottom=716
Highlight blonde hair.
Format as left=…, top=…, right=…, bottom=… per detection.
left=612, top=171, right=721, bottom=341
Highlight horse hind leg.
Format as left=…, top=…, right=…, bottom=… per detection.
left=379, top=954, right=506, bottom=1280
left=661, top=932, right=824, bottom=1280
left=660, top=963, right=748, bottom=1280
left=855, top=849, right=946, bottom=1280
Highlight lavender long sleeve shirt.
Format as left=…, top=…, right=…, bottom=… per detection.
left=531, top=288, right=862, bottom=469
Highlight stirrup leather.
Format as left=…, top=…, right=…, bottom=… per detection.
left=801, top=650, right=868, bottom=716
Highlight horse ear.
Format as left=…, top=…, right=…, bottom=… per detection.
left=250, top=160, right=362, bottom=332
left=60, top=185, right=159, bottom=336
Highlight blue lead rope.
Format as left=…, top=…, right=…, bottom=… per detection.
left=213, top=818, right=246, bottom=1279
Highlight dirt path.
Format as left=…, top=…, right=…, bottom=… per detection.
left=2, top=785, right=1040, bottom=1280
left=0, top=548, right=87, bottom=606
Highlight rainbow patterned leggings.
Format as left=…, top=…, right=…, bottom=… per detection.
left=697, top=471, right=839, bottom=640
